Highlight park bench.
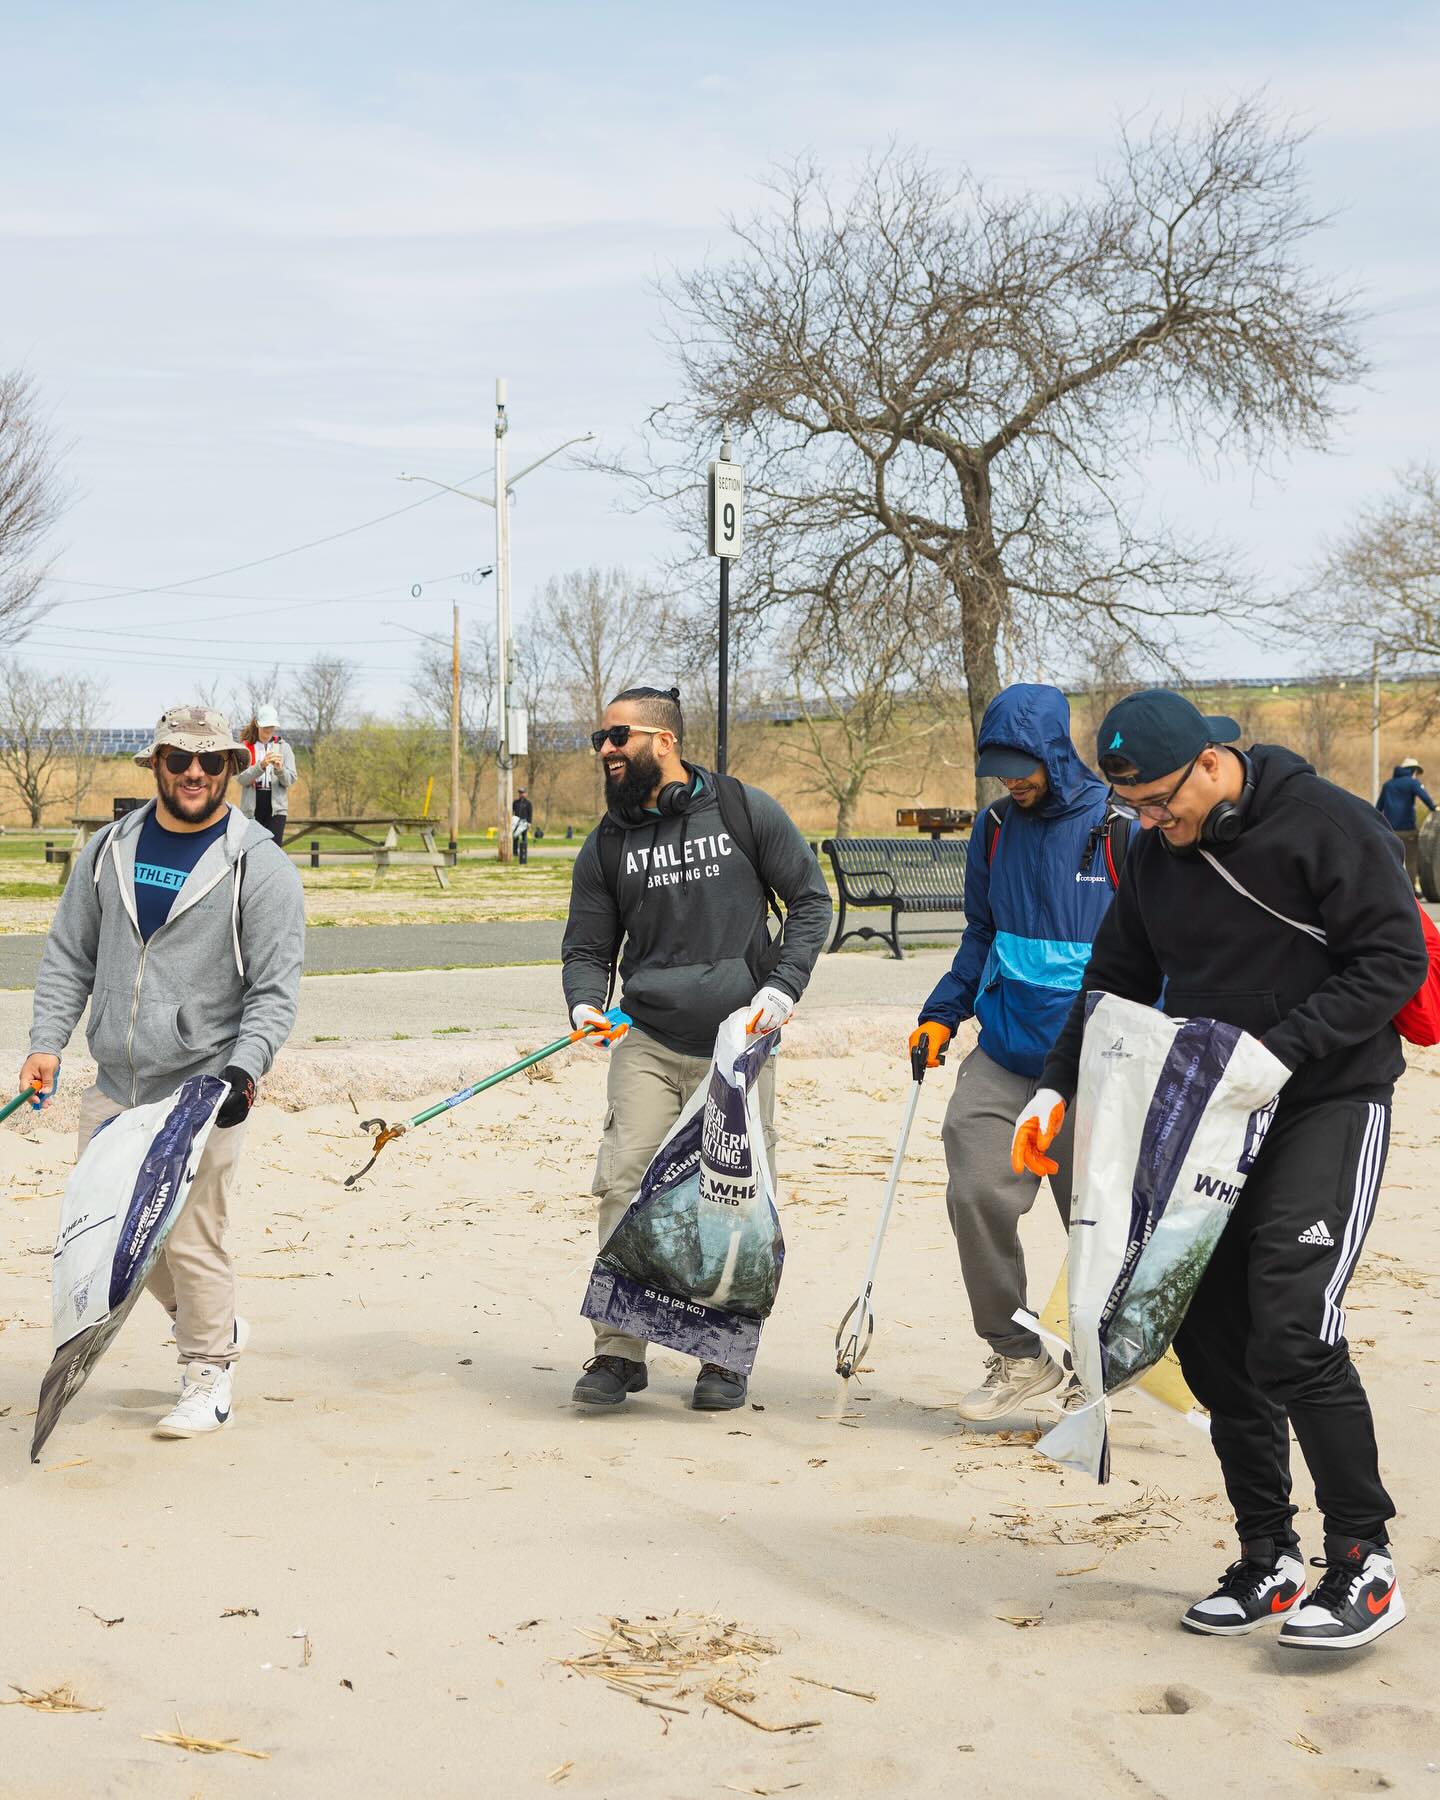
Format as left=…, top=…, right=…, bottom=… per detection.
left=820, top=836, right=969, bottom=960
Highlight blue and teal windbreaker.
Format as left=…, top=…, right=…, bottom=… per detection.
left=919, top=685, right=1114, bottom=1077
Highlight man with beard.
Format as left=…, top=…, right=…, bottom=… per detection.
left=21, top=705, right=304, bottom=1440
left=562, top=685, right=832, bottom=1410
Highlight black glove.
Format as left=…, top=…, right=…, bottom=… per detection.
left=216, top=1064, right=256, bottom=1129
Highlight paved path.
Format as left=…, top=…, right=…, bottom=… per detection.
left=0, top=915, right=965, bottom=989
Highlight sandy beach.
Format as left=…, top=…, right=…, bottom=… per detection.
left=1, top=988, right=1438, bottom=1799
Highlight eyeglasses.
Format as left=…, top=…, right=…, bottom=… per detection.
left=162, top=749, right=229, bottom=777
left=590, top=724, right=664, bottom=753
left=1116, top=754, right=1201, bottom=822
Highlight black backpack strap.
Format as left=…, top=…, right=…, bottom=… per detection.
left=596, top=818, right=626, bottom=1008
left=984, top=796, right=1013, bottom=864
left=712, top=773, right=783, bottom=933
left=1078, top=804, right=1133, bottom=888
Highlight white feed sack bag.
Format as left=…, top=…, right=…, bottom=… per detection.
left=582, top=1008, right=782, bottom=1374
left=1037, top=993, right=1288, bottom=1482
left=31, top=1074, right=228, bottom=1461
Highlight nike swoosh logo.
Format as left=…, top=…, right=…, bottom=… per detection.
left=215, top=1408, right=231, bottom=1423
left=1366, top=1581, right=1396, bottom=1616
left=1270, top=1589, right=1300, bottom=1614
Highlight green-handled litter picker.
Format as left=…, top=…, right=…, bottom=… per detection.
left=0, top=1077, right=44, bottom=1127
left=344, top=1008, right=632, bottom=1187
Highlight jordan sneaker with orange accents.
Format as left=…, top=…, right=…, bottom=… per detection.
left=1180, top=1540, right=1306, bottom=1636
left=1279, top=1537, right=1405, bottom=1651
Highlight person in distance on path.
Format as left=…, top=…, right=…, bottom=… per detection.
left=512, top=787, right=533, bottom=865
left=911, top=684, right=1127, bottom=1421
left=562, top=685, right=832, bottom=1411
left=1375, top=757, right=1433, bottom=896
left=1022, top=689, right=1426, bottom=1652
left=21, top=705, right=305, bottom=1440
left=236, top=704, right=296, bottom=848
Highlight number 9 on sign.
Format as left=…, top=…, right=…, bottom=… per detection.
left=707, top=458, right=744, bottom=559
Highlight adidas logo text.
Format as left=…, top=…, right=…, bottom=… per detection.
left=1297, top=1220, right=1335, bottom=1247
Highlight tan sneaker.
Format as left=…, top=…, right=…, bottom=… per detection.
left=956, top=1350, right=1063, bottom=1422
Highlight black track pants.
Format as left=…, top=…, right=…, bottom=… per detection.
left=1173, top=1094, right=1395, bottom=1546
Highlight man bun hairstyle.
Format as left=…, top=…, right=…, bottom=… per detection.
left=611, top=685, right=684, bottom=745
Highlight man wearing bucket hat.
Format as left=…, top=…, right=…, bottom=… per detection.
left=1026, top=688, right=1426, bottom=1651
left=20, top=704, right=305, bottom=1440
left=236, top=703, right=296, bottom=847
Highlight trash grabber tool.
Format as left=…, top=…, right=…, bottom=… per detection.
left=834, top=1038, right=934, bottom=1379
left=0, top=1077, right=44, bottom=1127
left=345, top=1007, right=631, bottom=1188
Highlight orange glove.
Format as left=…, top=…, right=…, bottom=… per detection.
left=907, top=1021, right=952, bottom=1069
left=1010, top=1087, right=1066, bottom=1177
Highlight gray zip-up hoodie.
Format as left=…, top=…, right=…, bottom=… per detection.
left=29, top=801, right=305, bottom=1107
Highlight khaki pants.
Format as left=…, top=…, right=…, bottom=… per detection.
left=1396, top=828, right=1419, bottom=893
left=77, top=1084, right=248, bottom=1366
left=590, top=1028, right=778, bottom=1362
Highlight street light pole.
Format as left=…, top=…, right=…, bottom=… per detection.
left=450, top=601, right=461, bottom=861
left=495, top=379, right=512, bottom=860
left=400, top=393, right=593, bottom=865
left=1371, top=640, right=1381, bottom=802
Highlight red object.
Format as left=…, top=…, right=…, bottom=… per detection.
left=1394, top=903, right=1440, bottom=1047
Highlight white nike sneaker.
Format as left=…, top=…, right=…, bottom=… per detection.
left=172, top=1316, right=248, bottom=1394
left=956, top=1350, right=1063, bottom=1422
left=155, top=1363, right=233, bottom=1438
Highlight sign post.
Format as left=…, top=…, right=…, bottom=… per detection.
left=707, top=436, right=743, bottom=774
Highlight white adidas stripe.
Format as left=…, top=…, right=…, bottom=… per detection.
left=1321, top=1102, right=1386, bottom=1347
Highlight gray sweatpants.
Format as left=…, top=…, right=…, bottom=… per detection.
left=590, top=1027, right=777, bottom=1362
left=941, top=1044, right=1074, bottom=1359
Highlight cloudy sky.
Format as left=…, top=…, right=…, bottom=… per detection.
left=3, top=0, right=1437, bottom=722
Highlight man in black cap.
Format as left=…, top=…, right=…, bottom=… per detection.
left=1017, top=689, right=1426, bottom=1652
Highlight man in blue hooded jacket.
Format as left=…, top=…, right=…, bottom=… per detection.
left=909, top=684, right=1122, bottom=1420
left=1375, top=759, right=1433, bottom=894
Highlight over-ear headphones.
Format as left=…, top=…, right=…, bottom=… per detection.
left=1200, top=749, right=1255, bottom=845
left=1160, top=748, right=1255, bottom=854
left=614, top=769, right=696, bottom=827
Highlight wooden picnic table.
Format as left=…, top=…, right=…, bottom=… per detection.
left=68, top=814, right=454, bottom=891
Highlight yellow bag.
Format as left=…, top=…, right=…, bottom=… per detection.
left=1040, top=1264, right=1197, bottom=1416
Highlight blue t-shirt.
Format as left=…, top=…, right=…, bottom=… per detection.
left=133, top=810, right=230, bottom=942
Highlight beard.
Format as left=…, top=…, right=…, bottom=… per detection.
left=604, top=745, right=662, bottom=814
left=156, top=766, right=228, bottom=826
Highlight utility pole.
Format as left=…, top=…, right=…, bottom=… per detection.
left=399, top=396, right=593, bottom=862
left=1371, top=640, right=1381, bottom=803
left=495, top=378, right=512, bottom=861
left=449, top=601, right=461, bottom=861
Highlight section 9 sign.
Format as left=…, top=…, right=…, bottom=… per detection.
left=707, top=458, right=744, bottom=559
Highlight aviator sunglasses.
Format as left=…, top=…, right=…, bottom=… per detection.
left=590, top=724, right=664, bottom=753
left=162, top=749, right=230, bottom=776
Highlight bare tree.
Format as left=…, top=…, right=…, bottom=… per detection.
left=0, top=661, right=66, bottom=824
left=511, top=628, right=565, bottom=823
left=290, top=654, right=360, bottom=813
left=55, top=672, right=110, bottom=820
left=1315, top=464, right=1440, bottom=719
left=0, top=372, right=68, bottom=642
left=775, top=567, right=951, bottom=833
left=230, top=665, right=284, bottom=734
left=536, top=567, right=658, bottom=812
left=635, top=100, right=1361, bottom=757
left=1295, top=672, right=1362, bottom=780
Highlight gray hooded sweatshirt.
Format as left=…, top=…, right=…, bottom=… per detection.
left=29, top=801, right=305, bottom=1107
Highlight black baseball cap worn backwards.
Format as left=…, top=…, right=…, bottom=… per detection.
left=1097, top=688, right=1242, bottom=784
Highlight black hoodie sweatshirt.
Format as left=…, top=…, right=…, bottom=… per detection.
left=562, top=766, right=833, bottom=1057
left=1041, top=744, right=1429, bottom=1108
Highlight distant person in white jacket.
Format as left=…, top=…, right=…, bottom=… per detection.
left=237, top=704, right=296, bottom=846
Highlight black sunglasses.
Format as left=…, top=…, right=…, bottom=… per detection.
left=590, top=724, right=663, bottom=753
left=162, top=749, right=229, bottom=777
